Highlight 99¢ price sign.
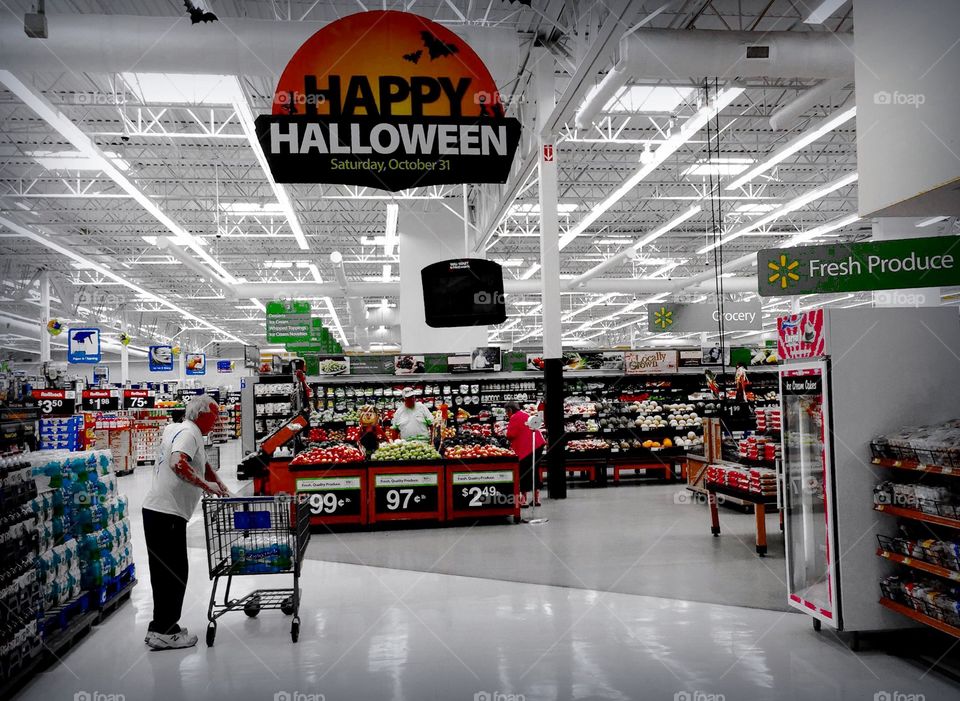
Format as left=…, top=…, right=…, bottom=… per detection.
left=451, top=471, right=515, bottom=511
left=296, top=476, right=362, bottom=518
left=81, top=389, right=119, bottom=412
left=373, top=473, right=439, bottom=516
left=31, top=389, right=76, bottom=416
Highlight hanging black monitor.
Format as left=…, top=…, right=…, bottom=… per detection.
left=421, top=259, right=507, bottom=327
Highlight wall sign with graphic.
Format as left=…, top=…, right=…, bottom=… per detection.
left=149, top=345, right=174, bottom=372
left=758, top=235, right=960, bottom=296
left=625, top=350, right=678, bottom=375
left=217, top=360, right=234, bottom=374
left=647, top=299, right=762, bottom=333
left=778, top=309, right=828, bottom=360
left=185, top=353, right=206, bottom=376
left=68, top=328, right=100, bottom=364
left=256, top=10, right=521, bottom=192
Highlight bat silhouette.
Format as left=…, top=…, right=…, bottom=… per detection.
left=72, top=330, right=97, bottom=344
left=403, top=50, right=423, bottom=64
left=184, top=0, right=218, bottom=24
left=420, top=31, right=459, bottom=60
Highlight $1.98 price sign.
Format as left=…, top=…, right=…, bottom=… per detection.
left=31, top=389, right=76, bottom=416
left=451, top=471, right=515, bottom=511
left=296, top=477, right=362, bottom=518
left=373, top=473, right=438, bottom=515
left=123, top=389, right=156, bottom=409
left=81, top=389, right=119, bottom=412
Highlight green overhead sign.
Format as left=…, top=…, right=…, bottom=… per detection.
left=284, top=317, right=342, bottom=353
left=758, top=235, right=960, bottom=296
left=266, top=300, right=312, bottom=343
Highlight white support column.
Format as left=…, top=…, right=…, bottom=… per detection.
left=39, top=271, right=50, bottom=363
left=536, top=51, right=561, bottom=361
left=178, top=346, right=186, bottom=383
left=120, top=309, right=129, bottom=385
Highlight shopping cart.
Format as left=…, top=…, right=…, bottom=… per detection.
left=202, top=495, right=310, bottom=645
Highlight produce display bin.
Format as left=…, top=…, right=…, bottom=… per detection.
left=367, top=462, right=445, bottom=524
left=444, top=457, right=520, bottom=521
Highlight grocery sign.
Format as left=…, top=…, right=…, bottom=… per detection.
left=758, top=235, right=960, bottom=296
left=646, top=299, right=761, bottom=332
left=255, top=10, right=521, bottom=191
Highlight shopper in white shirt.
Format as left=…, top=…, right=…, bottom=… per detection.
left=392, top=387, right=433, bottom=440
left=142, top=396, right=230, bottom=650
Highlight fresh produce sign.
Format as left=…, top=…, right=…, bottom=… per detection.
left=450, top=470, right=515, bottom=511
left=255, top=10, right=521, bottom=191
left=297, top=476, right=363, bottom=518
left=31, top=389, right=76, bottom=417
left=373, top=472, right=440, bottom=515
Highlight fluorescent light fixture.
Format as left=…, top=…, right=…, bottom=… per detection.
left=699, top=172, right=858, bottom=253
left=230, top=79, right=309, bottom=250
left=306, top=264, right=323, bottom=283
left=560, top=85, right=744, bottom=250
left=382, top=264, right=392, bottom=281
left=726, top=105, right=856, bottom=191
left=30, top=149, right=129, bottom=172
left=221, top=202, right=285, bottom=215
left=784, top=213, right=860, bottom=247
left=121, top=72, right=238, bottom=105
left=249, top=298, right=266, bottom=312
left=682, top=158, right=754, bottom=178
left=491, top=258, right=525, bottom=267
left=604, top=85, right=695, bottom=113
left=263, top=260, right=294, bottom=269
left=0, top=214, right=246, bottom=344
left=916, top=215, right=949, bottom=228
left=513, top=301, right=542, bottom=307
left=649, top=262, right=682, bottom=278
left=520, top=263, right=541, bottom=280
left=384, top=203, right=399, bottom=256
left=734, top=203, right=779, bottom=214
left=509, top=203, right=579, bottom=216
left=804, top=0, right=848, bottom=24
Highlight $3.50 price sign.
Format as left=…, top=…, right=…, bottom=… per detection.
left=31, top=389, right=76, bottom=416
left=81, top=389, right=119, bottom=412
left=123, top=389, right=156, bottom=409
left=372, top=473, right=439, bottom=518
left=450, top=470, right=516, bottom=512
left=296, top=476, right=363, bottom=520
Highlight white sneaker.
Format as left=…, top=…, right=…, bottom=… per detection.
left=145, top=627, right=188, bottom=644
left=147, top=630, right=198, bottom=650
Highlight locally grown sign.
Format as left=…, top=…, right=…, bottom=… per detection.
left=646, top=299, right=762, bottom=333
left=758, top=235, right=960, bottom=296
left=255, top=10, right=521, bottom=191
left=625, top=350, right=678, bottom=375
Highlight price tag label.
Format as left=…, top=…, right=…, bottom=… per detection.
left=297, top=477, right=362, bottom=517
left=123, top=389, right=156, bottom=409
left=450, top=471, right=515, bottom=511
left=81, top=389, right=119, bottom=412
left=31, top=389, right=76, bottom=417
left=373, top=473, right=438, bottom=514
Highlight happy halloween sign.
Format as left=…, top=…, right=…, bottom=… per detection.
left=255, top=10, right=521, bottom=191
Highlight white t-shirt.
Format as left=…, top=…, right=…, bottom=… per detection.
left=392, top=402, right=433, bottom=439
left=142, top=421, right=207, bottom=521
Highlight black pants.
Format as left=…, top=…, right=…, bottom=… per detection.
left=518, top=447, right=545, bottom=493
left=142, top=508, right=188, bottom=635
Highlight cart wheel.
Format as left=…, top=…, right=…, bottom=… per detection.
left=206, top=624, right=216, bottom=647
left=291, top=617, right=300, bottom=643
left=244, top=596, right=261, bottom=618
left=281, top=596, right=295, bottom=616
left=812, top=618, right=821, bottom=632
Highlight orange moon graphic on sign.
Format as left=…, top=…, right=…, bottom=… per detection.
left=273, top=10, right=502, bottom=118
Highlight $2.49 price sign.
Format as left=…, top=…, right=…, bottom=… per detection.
left=81, top=389, right=119, bottom=412
left=450, top=470, right=516, bottom=511
left=31, top=389, right=76, bottom=416
left=373, top=473, right=439, bottom=516
left=296, top=477, right=362, bottom=518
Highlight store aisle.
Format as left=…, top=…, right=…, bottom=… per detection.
left=10, top=443, right=955, bottom=701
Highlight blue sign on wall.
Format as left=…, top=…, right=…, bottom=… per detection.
left=149, top=345, right=174, bottom=372
left=217, top=360, right=234, bottom=374
left=68, top=328, right=101, bottom=364
left=185, top=353, right=206, bottom=376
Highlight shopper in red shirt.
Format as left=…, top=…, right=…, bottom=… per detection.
left=505, top=402, right=546, bottom=507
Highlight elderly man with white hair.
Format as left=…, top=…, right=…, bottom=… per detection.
left=142, top=395, right=230, bottom=650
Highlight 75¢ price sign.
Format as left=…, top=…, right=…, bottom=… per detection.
left=31, top=389, right=76, bottom=416
left=450, top=470, right=516, bottom=511
left=296, top=476, right=362, bottom=519
left=123, top=389, right=156, bottom=409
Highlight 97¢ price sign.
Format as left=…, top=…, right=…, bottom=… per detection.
left=296, top=477, right=362, bottom=518
left=451, top=471, right=515, bottom=511
left=31, top=389, right=76, bottom=416
left=373, top=473, right=439, bottom=515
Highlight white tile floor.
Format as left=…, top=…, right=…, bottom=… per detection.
left=14, top=441, right=959, bottom=701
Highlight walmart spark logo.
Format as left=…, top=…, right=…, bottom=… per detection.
left=768, top=253, right=801, bottom=289
left=653, top=306, right=674, bottom=329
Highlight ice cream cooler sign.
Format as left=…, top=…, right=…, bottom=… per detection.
left=255, top=10, right=521, bottom=191
left=778, top=309, right=827, bottom=360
